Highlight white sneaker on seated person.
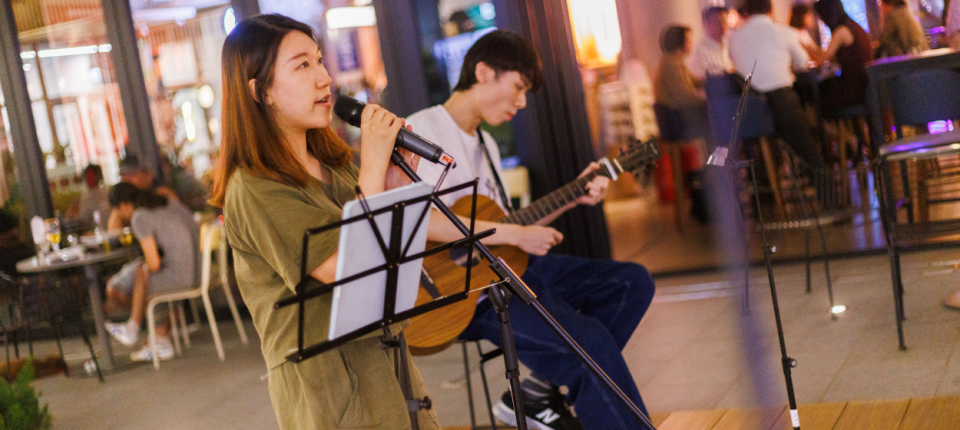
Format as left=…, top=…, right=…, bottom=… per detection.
left=104, top=320, right=139, bottom=347
left=130, top=336, right=174, bottom=362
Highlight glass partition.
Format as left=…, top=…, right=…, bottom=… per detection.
left=13, top=0, right=127, bottom=227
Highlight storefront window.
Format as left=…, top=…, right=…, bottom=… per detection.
left=0, top=85, right=28, bottom=235
left=13, top=0, right=127, bottom=224
left=131, top=2, right=232, bottom=184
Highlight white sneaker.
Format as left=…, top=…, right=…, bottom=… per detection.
left=104, top=321, right=138, bottom=347
left=130, top=338, right=175, bottom=362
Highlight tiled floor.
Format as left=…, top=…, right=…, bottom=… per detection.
left=26, top=197, right=960, bottom=429
left=604, top=194, right=889, bottom=275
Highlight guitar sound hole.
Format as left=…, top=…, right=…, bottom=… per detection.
left=449, top=247, right=481, bottom=269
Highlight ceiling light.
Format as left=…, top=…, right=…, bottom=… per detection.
left=133, top=7, right=197, bottom=23
left=326, top=6, right=377, bottom=29
left=223, top=8, right=237, bottom=34
left=38, top=46, right=98, bottom=58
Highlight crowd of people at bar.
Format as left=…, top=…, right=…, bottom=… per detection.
left=652, top=0, right=954, bottom=215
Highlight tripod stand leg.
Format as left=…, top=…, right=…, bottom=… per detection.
left=750, top=162, right=801, bottom=430
left=487, top=284, right=528, bottom=430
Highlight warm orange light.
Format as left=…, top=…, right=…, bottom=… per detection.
left=566, top=0, right=622, bottom=68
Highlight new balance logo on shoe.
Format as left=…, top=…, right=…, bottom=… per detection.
left=492, top=390, right=584, bottom=430
left=536, top=409, right=561, bottom=424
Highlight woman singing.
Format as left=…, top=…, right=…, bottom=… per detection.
left=209, top=15, right=438, bottom=429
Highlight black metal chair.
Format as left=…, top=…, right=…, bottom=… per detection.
left=869, top=65, right=960, bottom=350
left=0, top=271, right=103, bottom=382
left=458, top=339, right=504, bottom=430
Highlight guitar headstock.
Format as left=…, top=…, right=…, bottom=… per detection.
left=612, top=138, right=662, bottom=175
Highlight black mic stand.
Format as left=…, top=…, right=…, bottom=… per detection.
left=388, top=151, right=657, bottom=430
left=707, top=67, right=801, bottom=430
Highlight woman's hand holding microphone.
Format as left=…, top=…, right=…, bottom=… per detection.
left=356, top=104, right=420, bottom=195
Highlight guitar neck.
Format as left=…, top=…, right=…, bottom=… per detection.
left=501, top=169, right=608, bottom=226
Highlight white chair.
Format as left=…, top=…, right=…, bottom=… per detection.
left=145, top=220, right=249, bottom=370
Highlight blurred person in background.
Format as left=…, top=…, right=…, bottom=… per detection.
left=109, top=156, right=179, bottom=229
left=655, top=26, right=707, bottom=127
left=790, top=4, right=823, bottom=60
left=878, top=0, right=930, bottom=57
left=730, top=0, right=824, bottom=172
left=103, top=182, right=199, bottom=362
left=160, top=156, right=208, bottom=211
left=690, top=6, right=734, bottom=78
left=814, top=0, right=873, bottom=114
left=76, top=164, right=111, bottom=230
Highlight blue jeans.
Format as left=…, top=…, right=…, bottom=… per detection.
left=460, top=253, right=656, bottom=430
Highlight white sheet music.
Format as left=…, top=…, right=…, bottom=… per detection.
left=327, top=182, right=433, bottom=340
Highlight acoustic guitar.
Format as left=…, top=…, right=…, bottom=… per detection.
left=406, top=139, right=662, bottom=355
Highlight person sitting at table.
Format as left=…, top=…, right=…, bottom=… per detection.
left=103, top=182, right=199, bottom=362
left=878, top=0, right=929, bottom=58
left=814, top=0, right=873, bottom=114
left=109, top=156, right=181, bottom=230
left=690, top=6, right=734, bottom=79
left=730, top=0, right=825, bottom=173
left=789, top=4, right=823, bottom=60
left=76, top=164, right=111, bottom=231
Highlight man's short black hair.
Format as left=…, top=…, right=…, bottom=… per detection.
left=109, top=182, right=140, bottom=207
left=660, top=26, right=691, bottom=54
left=702, top=6, right=729, bottom=22
left=452, top=30, right=544, bottom=93
left=741, top=0, right=773, bottom=16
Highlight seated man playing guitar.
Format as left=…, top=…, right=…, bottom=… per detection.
left=409, top=30, right=656, bottom=430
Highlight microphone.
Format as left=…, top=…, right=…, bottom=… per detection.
left=334, top=96, right=446, bottom=164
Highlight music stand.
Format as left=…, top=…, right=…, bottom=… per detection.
left=275, top=171, right=497, bottom=429
left=706, top=67, right=803, bottom=430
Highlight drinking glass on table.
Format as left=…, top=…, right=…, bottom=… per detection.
left=119, top=227, right=134, bottom=246
left=44, top=218, right=61, bottom=252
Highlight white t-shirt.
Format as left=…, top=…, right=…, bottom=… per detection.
left=690, top=36, right=733, bottom=79
left=729, top=15, right=810, bottom=92
left=407, top=105, right=510, bottom=210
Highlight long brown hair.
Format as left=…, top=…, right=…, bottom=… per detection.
left=209, top=14, right=351, bottom=207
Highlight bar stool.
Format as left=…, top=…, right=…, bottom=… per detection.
left=823, top=104, right=871, bottom=208
left=653, top=104, right=695, bottom=230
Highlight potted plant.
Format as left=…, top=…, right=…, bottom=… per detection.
left=0, top=360, right=51, bottom=430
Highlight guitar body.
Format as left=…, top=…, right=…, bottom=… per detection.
left=406, top=194, right=528, bottom=355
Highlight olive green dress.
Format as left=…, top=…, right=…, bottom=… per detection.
left=223, top=165, right=440, bottom=430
